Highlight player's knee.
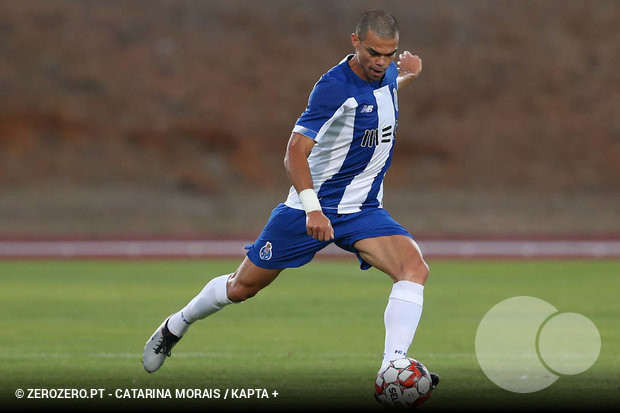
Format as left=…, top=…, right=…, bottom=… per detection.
left=396, top=259, right=429, bottom=285
left=416, top=260, right=430, bottom=284
left=226, top=280, right=261, bottom=302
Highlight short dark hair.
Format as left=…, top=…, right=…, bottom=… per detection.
left=355, top=9, right=399, bottom=41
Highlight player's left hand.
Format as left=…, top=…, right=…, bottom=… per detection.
left=397, top=51, right=422, bottom=83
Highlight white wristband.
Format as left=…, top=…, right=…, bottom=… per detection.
left=299, top=189, right=321, bottom=214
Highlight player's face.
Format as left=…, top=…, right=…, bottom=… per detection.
left=351, top=30, right=399, bottom=82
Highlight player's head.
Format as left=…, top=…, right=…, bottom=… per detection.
left=351, top=10, right=399, bottom=82
left=355, top=9, right=399, bottom=41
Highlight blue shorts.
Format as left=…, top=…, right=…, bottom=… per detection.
left=245, top=203, right=412, bottom=270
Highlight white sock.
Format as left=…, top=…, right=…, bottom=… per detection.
left=167, top=273, right=233, bottom=337
left=381, top=280, right=424, bottom=368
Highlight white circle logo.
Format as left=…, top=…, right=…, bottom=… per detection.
left=475, top=296, right=601, bottom=393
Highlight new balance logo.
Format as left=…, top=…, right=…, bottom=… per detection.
left=360, top=104, right=374, bottom=113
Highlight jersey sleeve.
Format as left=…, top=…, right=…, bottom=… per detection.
left=293, top=76, right=348, bottom=141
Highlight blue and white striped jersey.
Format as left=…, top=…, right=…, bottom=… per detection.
left=284, top=55, right=400, bottom=214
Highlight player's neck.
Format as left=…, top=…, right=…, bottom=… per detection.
left=348, top=55, right=371, bottom=82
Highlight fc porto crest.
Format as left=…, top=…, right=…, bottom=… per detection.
left=259, top=241, right=273, bottom=260
left=393, top=87, right=398, bottom=111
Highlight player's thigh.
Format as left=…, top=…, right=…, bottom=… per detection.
left=354, top=235, right=429, bottom=284
left=227, top=256, right=283, bottom=302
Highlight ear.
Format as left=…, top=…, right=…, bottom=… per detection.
left=351, top=33, right=360, bottom=49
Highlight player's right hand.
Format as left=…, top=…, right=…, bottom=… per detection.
left=306, top=210, right=334, bottom=241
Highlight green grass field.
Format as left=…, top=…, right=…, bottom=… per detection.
left=1, top=258, right=618, bottom=411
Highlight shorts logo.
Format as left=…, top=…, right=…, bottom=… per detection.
left=259, top=241, right=273, bottom=260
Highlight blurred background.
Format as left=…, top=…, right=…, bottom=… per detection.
left=1, top=0, right=618, bottom=238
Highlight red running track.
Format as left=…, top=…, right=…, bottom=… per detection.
left=1, top=238, right=619, bottom=259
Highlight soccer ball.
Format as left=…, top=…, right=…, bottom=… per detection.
left=375, top=357, right=433, bottom=409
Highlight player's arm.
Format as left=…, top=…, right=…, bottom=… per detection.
left=396, top=51, right=422, bottom=89
left=284, top=132, right=334, bottom=241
